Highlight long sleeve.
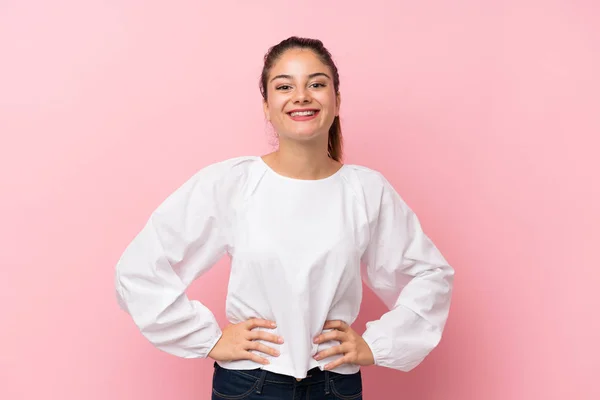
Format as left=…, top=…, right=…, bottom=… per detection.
left=114, top=162, right=233, bottom=359
left=360, top=177, right=454, bottom=372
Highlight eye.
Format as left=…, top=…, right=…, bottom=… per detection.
left=310, top=82, right=326, bottom=88
left=276, top=85, right=292, bottom=90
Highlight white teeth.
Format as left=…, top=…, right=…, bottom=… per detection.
left=290, top=110, right=316, bottom=117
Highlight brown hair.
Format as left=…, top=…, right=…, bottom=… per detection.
left=260, top=36, right=343, bottom=162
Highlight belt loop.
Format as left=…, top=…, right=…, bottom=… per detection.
left=324, top=370, right=330, bottom=394
left=256, top=369, right=268, bottom=394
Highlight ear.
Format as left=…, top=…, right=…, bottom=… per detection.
left=335, top=92, right=341, bottom=116
left=263, top=100, right=271, bottom=121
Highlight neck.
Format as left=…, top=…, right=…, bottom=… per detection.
left=265, top=139, right=340, bottom=180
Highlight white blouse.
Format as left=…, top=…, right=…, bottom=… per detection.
left=114, top=155, right=454, bottom=379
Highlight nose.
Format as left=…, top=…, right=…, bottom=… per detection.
left=293, top=87, right=311, bottom=104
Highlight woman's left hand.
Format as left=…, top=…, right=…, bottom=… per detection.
left=312, top=320, right=375, bottom=370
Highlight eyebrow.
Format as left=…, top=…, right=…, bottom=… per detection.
left=270, top=72, right=331, bottom=82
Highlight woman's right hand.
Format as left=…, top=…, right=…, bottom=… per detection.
left=208, top=318, right=284, bottom=365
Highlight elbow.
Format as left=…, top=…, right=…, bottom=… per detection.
left=444, top=262, right=455, bottom=284
left=435, top=261, right=455, bottom=299
left=114, top=262, right=131, bottom=313
left=115, top=287, right=129, bottom=313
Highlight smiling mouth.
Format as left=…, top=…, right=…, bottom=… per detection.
left=288, top=110, right=319, bottom=117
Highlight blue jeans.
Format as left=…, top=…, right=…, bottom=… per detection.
left=211, top=362, right=363, bottom=400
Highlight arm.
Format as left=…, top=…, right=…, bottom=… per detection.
left=360, top=177, right=455, bottom=371
left=115, top=163, right=230, bottom=358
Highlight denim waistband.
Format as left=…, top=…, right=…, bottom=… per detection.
left=213, top=361, right=360, bottom=394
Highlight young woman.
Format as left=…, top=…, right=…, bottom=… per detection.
left=115, top=36, right=455, bottom=400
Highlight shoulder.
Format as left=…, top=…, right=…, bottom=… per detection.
left=193, top=155, right=259, bottom=176
left=187, top=155, right=261, bottom=188
left=159, top=156, right=262, bottom=205
left=340, top=163, right=410, bottom=218
left=341, top=163, right=395, bottom=197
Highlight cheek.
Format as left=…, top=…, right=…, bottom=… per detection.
left=266, top=95, right=284, bottom=112
left=315, top=92, right=337, bottom=110
left=265, top=106, right=283, bottom=126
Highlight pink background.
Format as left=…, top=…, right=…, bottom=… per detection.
left=1, top=1, right=598, bottom=399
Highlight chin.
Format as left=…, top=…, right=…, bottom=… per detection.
left=287, top=130, right=324, bottom=141
left=286, top=124, right=325, bottom=137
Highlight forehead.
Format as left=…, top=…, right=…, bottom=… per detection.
left=269, top=48, right=330, bottom=78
